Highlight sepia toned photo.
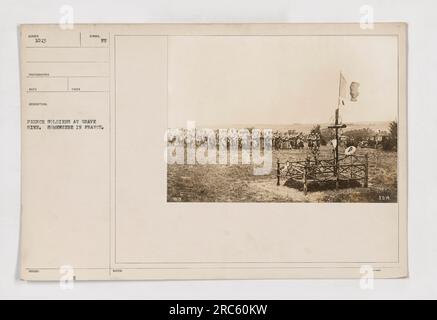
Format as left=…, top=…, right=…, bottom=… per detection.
left=19, top=23, right=407, bottom=281
left=167, top=35, right=399, bottom=203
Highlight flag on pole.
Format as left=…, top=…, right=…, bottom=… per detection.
left=350, top=82, right=360, bottom=101
left=339, top=72, right=348, bottom=106
left=339, top=72, right=360, bottom=105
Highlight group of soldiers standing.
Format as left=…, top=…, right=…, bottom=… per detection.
left=273, top=131, right=321, bottom=150
left=167, top=128, right=321, bottom=151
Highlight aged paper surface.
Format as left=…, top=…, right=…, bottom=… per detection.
left=20, top=23, right=408, bottom=280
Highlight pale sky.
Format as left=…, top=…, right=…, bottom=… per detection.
left=167, top=35, right=398, bottom=127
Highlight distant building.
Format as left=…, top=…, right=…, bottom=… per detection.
left=367, top=130, right=389, bottom=148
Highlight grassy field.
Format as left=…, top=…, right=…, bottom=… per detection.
left=167, top=146, right=397, bottom=203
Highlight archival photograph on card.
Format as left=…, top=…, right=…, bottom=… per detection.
left=167, top=35, right=399, bottom=203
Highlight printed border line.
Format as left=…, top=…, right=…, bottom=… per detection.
left=27, top=266, right=400, bottom=271
left=113, top=33, right=401, bottom=268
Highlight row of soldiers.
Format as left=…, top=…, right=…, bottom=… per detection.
left=167, top=128, right=321, bottom=150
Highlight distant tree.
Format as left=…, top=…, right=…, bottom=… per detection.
left=389, top=121, right=398, bottom=142
left=343, top=128, right=375, bottom=142
left=382, top=121, right=398, bottom=151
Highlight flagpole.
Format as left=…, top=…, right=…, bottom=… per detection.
left=328, top=71, right=347, bottom=188
left=338, top=71, right=342, bottom=110
left=335, top=72, right=341, bottom=175
left=328, top=71, right=351, bottom=188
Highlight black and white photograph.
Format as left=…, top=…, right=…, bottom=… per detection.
left=166, top=36, right=399, bottom=203
left=1, top=0, right=437, bottom=303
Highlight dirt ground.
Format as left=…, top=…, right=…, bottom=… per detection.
left=167, top=146, right=397, bottom=203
